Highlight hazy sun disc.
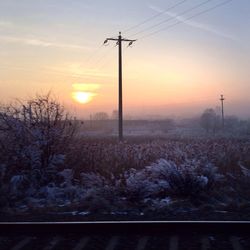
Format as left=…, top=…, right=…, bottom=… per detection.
left=72, top=91, right=95, bottom=104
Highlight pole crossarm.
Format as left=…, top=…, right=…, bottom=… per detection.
left=105, top=38, right=119, bottom=41
left=121, top=39, right=137, bottom=42
left=103, top=32, right=136, bottom=141
left=104, top=38, right=137, bottom=43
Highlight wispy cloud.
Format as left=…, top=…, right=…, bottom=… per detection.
left=49, top=64, right=115, bottom=79
left=0, top=21, right=13, bottom=29
left=148, top=4, right=238, bottom=42
left=0, top=35, right=90, bottom=50
left=72, top=83, right=100, bottom=92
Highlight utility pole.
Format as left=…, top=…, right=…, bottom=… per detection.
left=220, top=94, right=225, bottom=129
left=104, top=32, right=136, bottom=141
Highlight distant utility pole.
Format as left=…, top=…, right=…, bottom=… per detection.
left=104, top=32, right=136, bottom=141
left=220, top=94, right=225, bottom=129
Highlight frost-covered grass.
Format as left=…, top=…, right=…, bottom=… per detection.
left=1, top=136, right=250, bottom=221
left=67, top=137, right=250, bottom=177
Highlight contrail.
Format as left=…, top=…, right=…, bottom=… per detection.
left=148, top=4, right=238, bottom=42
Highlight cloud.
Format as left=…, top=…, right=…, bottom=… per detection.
left=48, top=65, right=115, bottom=79
left=0, top=35, right=90, bottom=50
left=72, top=83, right=100, bottom=92
left=148, top=4, right=238, bottom=42
left=0, top=21, right=13, bottom=29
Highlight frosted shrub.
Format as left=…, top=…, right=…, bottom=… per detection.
left=10, top=174, right=29, bottom=198
left=0, top=94, right=79, bottom=193
left=57, top=169, right=81, bottom=201
left=80, top=173, right=119, bottom=212
left=125, top=168, right=169, bottom=202
left=59, top=169, right=74, bottom=186
left=144, top=197, right=172, bottom=211
left=81, top=173, right=108, bottom=189
left=145, top=159, right=222, bottom=198
left=124, top=159, right=223, bottom=201
left=240, top=162, right=250, bottom=177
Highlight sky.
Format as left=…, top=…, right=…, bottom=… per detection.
left=0, top=0, right=250, bottom=119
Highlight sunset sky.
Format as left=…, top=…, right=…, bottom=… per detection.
left=0, top=0, right=250, bottom=118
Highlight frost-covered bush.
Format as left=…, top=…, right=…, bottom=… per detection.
left=23, top=169, right=85, bottom=208
left=143, top=197, right=172, bottom=211
left=0, top=94, right=80, bottom=203
left=125, top=159, right=223, bottom=200
left=80, top=173, right=121, bottom=212
left=80, top=187, right=115, bottom=212
left=67, top=157, right=224, bottom=213
left=149, top=159, right=223, bottom=197
left=10, top=174, right=30, bottom=198
left=0, top=94, right=79, bottom=186
left=240, top=163, right=250, bottom=178
left=124, top=168, right=168, bottom=202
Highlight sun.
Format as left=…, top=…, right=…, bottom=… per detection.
left=71, top=83, right=99, bottom=104
left=72, top=91, right=95, bottom=104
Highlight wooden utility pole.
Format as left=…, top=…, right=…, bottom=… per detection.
left=104, top=32, right=136, bottom=141
left=220, top=94, right=225, bottom=129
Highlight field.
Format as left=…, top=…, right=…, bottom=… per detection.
left=1, top=95, right=250, bottom=221
left=1, top=135, right=250, bottom=222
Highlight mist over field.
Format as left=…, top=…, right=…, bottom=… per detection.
left=68, top=99, right=250, bottom=121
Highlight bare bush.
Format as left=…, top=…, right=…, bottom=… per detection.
left=0, top=93, right=79, bottom=195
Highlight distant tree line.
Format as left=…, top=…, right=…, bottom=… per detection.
left=200, top=108, right=250, bottom=135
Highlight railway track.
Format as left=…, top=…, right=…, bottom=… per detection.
left=0, top=221, right=249, bottom=250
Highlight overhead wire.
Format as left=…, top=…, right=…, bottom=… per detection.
left=130, top=0, right=213, bottom=37
left=123, top=0, right=188, bottom=33
left=83, top=44, right=103, bottom=66
left=82, top=1, right=193, bottom=70
left=68, top=44, right=114, bottom=79
left=64, top=0, right=232, bottom=79
left=138, top=0, right=232, bottom=40
left=92, top=45, right=117, bottom=73
left=81, top=0, right=221, bottom=76
left=84, top=36, right=117, bottom=64
left=84, top=2, right=185, bottom=74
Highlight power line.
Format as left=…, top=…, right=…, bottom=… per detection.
left=76, top=0, right=229, bottom=80
left=138, top=0, right=232, bottom=40
left=86, top=45, right=114, bottom=70
left=95, top=51, right=115, bottom=71
left=84, top=39, right=121, bottom=74
left=79, top=37, right=117, bottom=74
left=123, top=0, right=188, bottom=33
left=130, top=0, right=213, bottom=37
left=83, top=44, right=103, bottom=65
left=86, top=0, right=231, bottom=77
